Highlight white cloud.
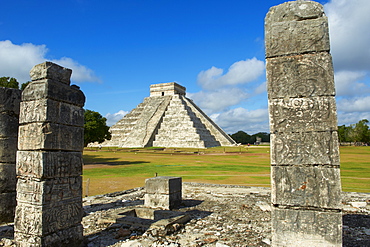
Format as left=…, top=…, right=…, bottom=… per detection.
left=337, top=111, right=370, bottom=126
left=211, top=107, right=269, bottom=134
left=51, top=57, right=101, bottom=83
left=188, top=87, right=249, bottom=114
left=0, top=40, right=100, bottom=83
left=337, top=96, right=370, bottom=113
left=334, top=70, right=369, bottom=96
left=197, top=57, right=265, bottom=90
left=254, top=81, right=267, bottom=95
left=325, top=0, right=370, bottom=71
left=105, top=110, right=128, bottom=126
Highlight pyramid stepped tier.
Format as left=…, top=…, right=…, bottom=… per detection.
left=100, top=82, right=236, bottom=148
left=153, top=95, right=220, bottom=148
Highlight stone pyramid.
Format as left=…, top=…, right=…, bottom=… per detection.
left=104, top=82, right=236, bottom=148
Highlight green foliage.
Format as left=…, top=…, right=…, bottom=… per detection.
left=84, top=109, right=111, bottom=146
left=352, top=119, right=370, bottom=143
left=230, top=131, right=251, bottom=144
left=230, top=131, right=270, bottom=144
left=21, top=81, right=31, bottom=90
left=338, top=119, right=370, bottom=143
left=0, top=77, right=19, bottom=89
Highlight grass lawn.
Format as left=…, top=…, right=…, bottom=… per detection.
left=82, top=146, right=370, bottom=196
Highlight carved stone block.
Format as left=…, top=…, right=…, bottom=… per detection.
left=271, top=166, right=342, bottom=209
left=145, top=176, right=182, bottom=194
left=0, top=163, right=16, bottom=192
left=17, top=151, right=82, bottom=178
left=0, top=112, right=19, bottom=138
left=266, top=53, right=335, bottom=99
left=0, top=137, right=18, bottom=163
left=16, top=177, right=82, bottom=206
left=272, top=207, right=342, bottom=247
left=270, top=131, right=340, bottom=166
left=21, top=80, right=85, bottom=107
left=265, top=1, right=329, bottom=58
left=0, top=87, right=21, bottom=114
left=0, top=192, right=16, bottom=223
left=30, top=61, right=72, bottom=85
left=14, top=224, right=83, bottom=247
left=19, top=99, right=84, bottom=126
left=145, top=176, right=182, bottom=210
left=14, top=200, right=83, bottom=236
left=18, top=123, right=84, bottom=151
left=269, top=96, right=337, bottom=132
left=144, top=192, right=182, bottom=210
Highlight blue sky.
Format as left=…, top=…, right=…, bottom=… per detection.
left=1, top=0, right=370, bottom=134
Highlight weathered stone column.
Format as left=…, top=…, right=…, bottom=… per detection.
left=0, top=87, right=21, bottom=223
left=14, top=62, right=85, bottom=246
left=265, top=1, right=342, bottom=246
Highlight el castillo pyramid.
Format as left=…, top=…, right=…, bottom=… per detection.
left=103, top=82, right=236, bottom=148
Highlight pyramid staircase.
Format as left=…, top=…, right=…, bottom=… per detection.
left=102, top=82, right=236, bottom=148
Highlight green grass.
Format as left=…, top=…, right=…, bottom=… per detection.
left=82, top=145, right=369, bottom=195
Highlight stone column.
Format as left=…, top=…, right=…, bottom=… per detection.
left=0, top=87, right=21, bottom=223
left=265, top=1, right=342, bottom=246
left=14, top=62, right=85, bottom=246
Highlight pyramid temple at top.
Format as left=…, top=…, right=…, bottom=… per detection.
left=103, top=82, right=236, bottom=148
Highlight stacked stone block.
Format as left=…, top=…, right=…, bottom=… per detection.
left=0, top=87, right=21, bottom=223
left=153, top=95, right=220, bottom=148
left=14, top=62, right=85, bottom=246
left=265, top=1, right=342, bottom=246
left=145, top=176, right=182, bottom=210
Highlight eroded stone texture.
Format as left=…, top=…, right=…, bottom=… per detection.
left=145, top=176, right=182, bottom=210
left=271, top=166, right=342, bottom=208
left=14, top=62, right=85, bottom=247
left=265, top=1, right=329, bottom=57
left=270, top=131, right=340, bottom=166
left=272, top=207, right=342, bottom=247
left=265, top=1, right=342, bottom=246
left=266, top=53, right=335, bottom=99
left=0, top=87, right=21, bottom=224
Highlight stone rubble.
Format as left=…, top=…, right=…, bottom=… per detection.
left=2, top=183, right=368, bottom=246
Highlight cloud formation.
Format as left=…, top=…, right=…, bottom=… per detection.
left=211, top=108, right=269, bottom=134
left=197, top=57, right=265, bottom=90
left=105, top=110, right=128, bottom=126
left=188, top=87, right=249, bottom=113
left=0, top=40, right=100, bottom=83
left=325, top=0, right=370, bottom=71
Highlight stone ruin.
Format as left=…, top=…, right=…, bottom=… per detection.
left=265, top=1, right=342, bottom=246
left=0, top=1, right=355, bottom=246
left=14, top=62, right=86, bottom=246
left=0, top=87, right=21, bottom=224
left=103, top=82, right=236, bottom=148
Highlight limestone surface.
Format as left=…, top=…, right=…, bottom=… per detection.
left=265, top=1, right=342, bottom=246
left=0, top=87, right=21, bottom=224
left=14, top=62, right=85, bottom=247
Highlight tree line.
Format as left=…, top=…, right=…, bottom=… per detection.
left=338, top=119, right=370, bottom=144
left=229, top=131, right=270, bottom=144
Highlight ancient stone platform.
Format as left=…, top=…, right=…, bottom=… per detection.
left=102, top=82, right=236, bottom=148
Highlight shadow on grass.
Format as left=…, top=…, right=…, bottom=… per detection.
left=83, top=154, right=150, bottom=166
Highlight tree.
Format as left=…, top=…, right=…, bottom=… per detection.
left=352, top=119, right=370, bottom=143
left=21, top=81, right=31, bottom=90
left=230, top=131, right=252, bottom=144
left=0, top=77, right=19, bottom=89
left=84, top=109, right=111, bottom=146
